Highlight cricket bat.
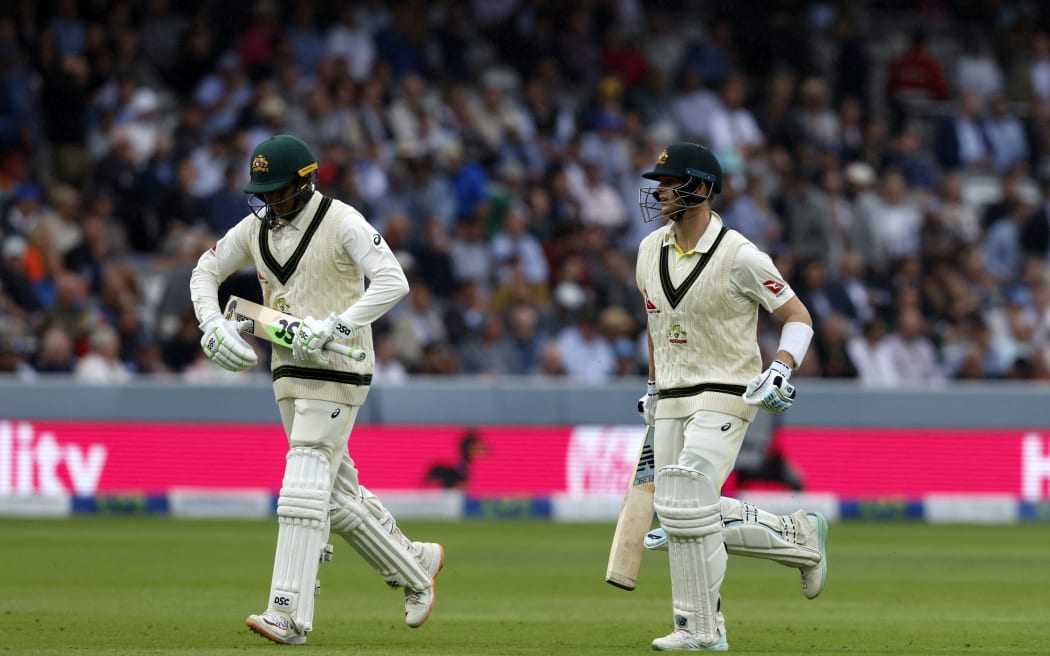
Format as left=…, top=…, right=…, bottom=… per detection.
left=223, top=295, right=366, bottom=361
left=605, top=424, right=656, bottom=591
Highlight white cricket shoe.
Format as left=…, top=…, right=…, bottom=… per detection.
left=405, top=542, right=444, bottom=628
left=799, top=511, right=828, bottom=600
left=651, top=630, right=728, bottom=651
left=246, top=611, right=307, bottom=645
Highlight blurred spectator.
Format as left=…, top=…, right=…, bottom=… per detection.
left=886, top=126, right=940, bottom=191
left=574, top=159, right=629, bottom=234
left=372, top=330, right=408, bottom=385
left=982, top=93, right=1029, bottom=174
left=706, top=73, right=764, bottom=164
left=1021, top=177, right=1050, bottom=260
left=33, top=323, right=76, bottom=374
left=885, top=27, right=950, bottom=130
left=392, top=281, right=448, bottom=371
left=554, top=304, right=616, bottom=381
left=490, top=202, right=548, bottom=286
left=505, top=302, right=546, bottom=375
left=954, top=36, right=1004, bottom=101
left=830, top=12, right=872, bottom=108
left=0, top=235, right=41, bottom=313
left=933, top=90, right=992, bottom=173
left=873, top=305, right=945, bottom=386
left=193, top=52, right=252, bottom=137
left=458, top=313, right=517, bottom=375
left=74, top=324, right=132, bottom=384
left=813, top=312, right=858, bottom=379
left=982, top=198, right=1031, bottom=283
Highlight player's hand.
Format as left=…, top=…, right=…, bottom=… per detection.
left=637, top=380, right=658, bottom=425
left=742, top=360, right=795, bottom=412
left=199, top=314, right=257, bottom=372
left=293, top=313, right=346, bottom=366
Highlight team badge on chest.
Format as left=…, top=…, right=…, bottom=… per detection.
left=667, top=324, right=688, bottom=344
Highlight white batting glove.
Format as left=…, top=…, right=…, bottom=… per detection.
left=742, top=360, right=796, bottom=412
left=292, top=313, right=350, bottom=366
left=199, top=314, right=258, bottom=372
left=637, top=380, right=658, bottom=426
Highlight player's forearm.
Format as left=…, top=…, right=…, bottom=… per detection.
left=189, top=252, right=225, bottom=323
left=772, top=297, right=813, bottom=370
left=647, top=330, right=655, bottom=382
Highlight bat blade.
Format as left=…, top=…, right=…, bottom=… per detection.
left=223, top=296, right=366, bottom=361
left=605, top=425, right=656, bottom=591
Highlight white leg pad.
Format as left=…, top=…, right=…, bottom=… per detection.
left=330, top=485, right=430, bottom=591
left=720, top=498, right=820, bottom=568
left=654, top=465, right=725, bottom=646
left=268, top=447, right=331, bottom=632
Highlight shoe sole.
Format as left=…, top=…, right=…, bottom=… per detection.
left=652, top=635, right=729, bottom=651
left=246, top=617, right=307, bottom=645
left=805, top=512, right=829, bottom=599
left=407, top=544, right=444, bottom=629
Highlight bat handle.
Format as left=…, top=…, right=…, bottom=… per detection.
left=325, top=342, right=367, bottom=362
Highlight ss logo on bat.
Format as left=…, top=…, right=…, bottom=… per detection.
left=275, top=318, right=300, bottom=345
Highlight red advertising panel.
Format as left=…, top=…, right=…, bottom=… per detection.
left=775, top=427, right=1050, bottom=500
left=1, top=420, right=1048, bottom=500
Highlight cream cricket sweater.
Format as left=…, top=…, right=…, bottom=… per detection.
left=636, top=216, right=760, bottom=422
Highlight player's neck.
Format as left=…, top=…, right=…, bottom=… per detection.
left=672, top=207, right=711, bottom=252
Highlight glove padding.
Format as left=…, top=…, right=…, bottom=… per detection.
left=199, top=315, right=258, bottom=372
left=293, top=313, right=354, bottom=366
left=637, top=380, right=658, bottom=426
left=742, top=359, right=796, bottom=412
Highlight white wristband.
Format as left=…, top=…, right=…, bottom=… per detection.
left=777, top=321, right=813, bottom=368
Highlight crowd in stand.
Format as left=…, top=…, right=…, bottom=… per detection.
left=1, top=0, right=1050, bottom=385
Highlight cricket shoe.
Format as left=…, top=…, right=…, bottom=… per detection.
left=246, top=611, right=307, bottom=645
left=799, top=511, right=828, bottom=600
left=405, top=542, right=444, bottom=628
left=651, top=630, right=728, bottom=651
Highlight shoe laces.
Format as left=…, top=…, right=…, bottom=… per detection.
left=405, top=588, right=428, bottom=606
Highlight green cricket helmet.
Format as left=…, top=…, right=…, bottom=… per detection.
left=244, top=134, right=319, bottom=227
left=639, top=142, right=722, bottom=222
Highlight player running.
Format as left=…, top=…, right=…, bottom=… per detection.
left=190, top=134, right=443, bottom=645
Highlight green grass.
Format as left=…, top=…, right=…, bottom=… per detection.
left=0, top=518, right=1048, bottom=654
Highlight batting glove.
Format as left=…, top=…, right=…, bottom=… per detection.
left=637, top=380, right=658, bottom=426
left=199, top=314, right=258, bottom=372
left=292, top=313, right=347, bottom=366
left=742, top=360, right=796, bottom=413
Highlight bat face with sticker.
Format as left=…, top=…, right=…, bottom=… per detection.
left=224, top=296, right=366, bottom=361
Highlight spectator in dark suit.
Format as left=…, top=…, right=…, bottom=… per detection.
left=1021, top=177, right=1050, bottom=260
left=933, top=89, right=992, bottom=172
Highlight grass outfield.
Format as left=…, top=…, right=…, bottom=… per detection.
left=1, top=518, right=1048, bottom=655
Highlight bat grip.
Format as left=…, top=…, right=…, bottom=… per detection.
left=325, top=341, right=367, bottom=362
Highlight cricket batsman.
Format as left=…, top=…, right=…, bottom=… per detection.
left=189, top=134, right=443, bottom=645
left=635, top=142, right=828, bottom=651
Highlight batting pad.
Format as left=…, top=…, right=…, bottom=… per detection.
left=654, top=465, right=725, bottom=645
left=269, top=447, right=332, bottom=633
left=329, top=486, right=431, bottom=591
left=720, top=498, right=820, bottom=568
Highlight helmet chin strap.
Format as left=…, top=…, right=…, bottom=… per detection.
left=254, top=184, right=315, bottom=230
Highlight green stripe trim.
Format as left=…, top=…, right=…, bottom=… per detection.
left=658, top=382, right=746, bottom=400
left=659, top=225, right=729, bottom=310
left=273, top=366, right=373, bottom=387
left=259, top=195, right=332, bottom=285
